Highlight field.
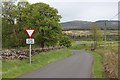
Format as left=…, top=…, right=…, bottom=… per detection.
left=63, top=30, right=118, bottom=41
left=63, top=30, right=118, bottom=36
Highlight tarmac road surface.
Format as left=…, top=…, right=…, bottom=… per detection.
left=19, top=50, right=94, bottom=78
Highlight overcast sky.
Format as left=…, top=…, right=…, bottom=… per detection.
left=27, top=0, right=119, bottom=22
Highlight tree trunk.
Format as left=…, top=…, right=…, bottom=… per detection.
left=93, top=31, right=96, bottom=50
left=41, top=29, right=45, bottom=49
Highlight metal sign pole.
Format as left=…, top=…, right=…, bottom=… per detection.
left=29, top=44, right=32, bottom=64
left=25, top=28, right=35, bottom=64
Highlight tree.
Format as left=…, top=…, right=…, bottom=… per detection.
left=2, top=1, right=62, bottom=49
left=2, top=0, right=18, bottom=48
left=90, top=23, right=103, bottom=49
left=15, top=0, right=30, bottom=46
left=2, top=0, right=30, bottom=48
left=59, top=36, right=72, bottom=48
left=21, top=2, right=62, bottom=48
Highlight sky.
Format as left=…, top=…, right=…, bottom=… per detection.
left=27, top=0, right=119, bottom=22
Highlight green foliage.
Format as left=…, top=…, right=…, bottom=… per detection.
left=59, top=36, right=72, bottom=48
left=2, top=0, right=29, bottom=48
left=2, top=1, right=62, bottom=48
left=2, top=1, right=17, bottom=48
left=21, top=2, right=62, bottom=48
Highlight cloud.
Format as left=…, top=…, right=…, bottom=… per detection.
left=48, top=2, right=118, bottom=22
left=28, top=0, right=119, bottom=3
left=28, top=0, right=118, bottom=22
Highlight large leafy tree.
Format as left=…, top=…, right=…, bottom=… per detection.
left=21, top=2, right=62, bottom=48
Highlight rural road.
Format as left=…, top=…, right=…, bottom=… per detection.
left=19, top=50, right=94, bottom=78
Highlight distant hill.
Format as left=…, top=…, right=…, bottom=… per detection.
left=61, top=20, right=118, bottom=30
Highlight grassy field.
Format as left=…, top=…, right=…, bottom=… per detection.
left=70, top=41, right=93, bottom=50
left=2, top=48, right=72, bottom=78
left=63, top=30, right=118, bottom=36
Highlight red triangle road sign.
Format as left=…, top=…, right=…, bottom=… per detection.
left=25, top=28, right=35, bottom=38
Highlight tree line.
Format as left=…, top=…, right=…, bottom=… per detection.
left=2, top=0, right=71, bottom=48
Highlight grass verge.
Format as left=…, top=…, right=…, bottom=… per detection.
left=0, top=60, right=2, bottom=79
left=89, top=50, right=103, bottom=78
left=2, top=48, right=72, bottom=78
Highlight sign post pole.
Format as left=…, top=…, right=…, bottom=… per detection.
left=29, top=44, right=32, bottom=64
left=25, top=28, right=35, bottom=64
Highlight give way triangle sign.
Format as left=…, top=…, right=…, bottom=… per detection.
left=25, top=28, right=35, bottom=38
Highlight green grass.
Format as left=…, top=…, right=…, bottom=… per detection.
left=2, top=48, right=72, bottom=78
left=89, top=50, right=103, bottom=78
left=0, top=60, right=2, bottom=79
left=70, top=41, right=94, bottom=51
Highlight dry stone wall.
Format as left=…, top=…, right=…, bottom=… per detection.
left=0, top=46, right=64, bottom=60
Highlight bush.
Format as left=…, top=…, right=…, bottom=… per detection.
left=59, top=36, right=71, bottom=48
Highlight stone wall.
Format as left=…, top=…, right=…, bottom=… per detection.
left=0, top=46, right=64, bottom=60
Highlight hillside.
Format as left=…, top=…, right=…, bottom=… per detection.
left=61, top=20, right=118, bottom=30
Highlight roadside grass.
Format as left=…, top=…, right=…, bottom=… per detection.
left=88, top=50, right=103, bottom=78
left=2, top=48, right=72, bottom=78
left=0, top=60, right=2, bottom=79
left=102, top=48, right=118, bottom=78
